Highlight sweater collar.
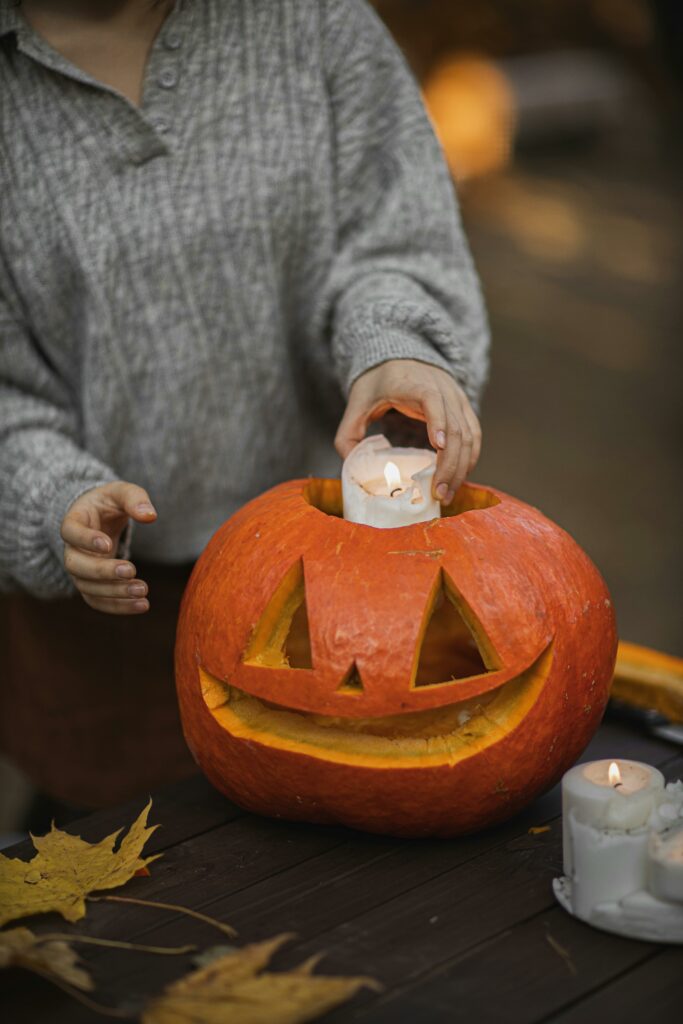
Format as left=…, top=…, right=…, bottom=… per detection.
left=0, top=5, right=22, bottom=38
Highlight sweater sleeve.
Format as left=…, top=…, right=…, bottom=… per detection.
left=0, top=283, right=117, bottom=597
left=319, top=0, right=490, bottom=407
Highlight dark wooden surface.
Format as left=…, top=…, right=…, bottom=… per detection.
left=1, top=720, right=682, bottom=1023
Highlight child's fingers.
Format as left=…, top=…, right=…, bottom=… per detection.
left=419, top=388, right=447, bottom=454
left=76, top=577, right=148, bottom=600
left=81, top=593, right=150, bottom=615
left=106, top=481, right=157, bottom=522
left=437, top=388, right=482, bottom=497
left=462, top=401, right=482, bottom=470
left=450, top=407, right=474, bottom=496
left=61, top=510, right=112, bottom=554
left=434, top=412, right=469, bottom=501
left=334, top=390, right=370, bottom=459
left=64, top=546, right=136, bottom=582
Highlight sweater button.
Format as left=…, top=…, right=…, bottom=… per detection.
left=159, top=68, right=178, bottom=89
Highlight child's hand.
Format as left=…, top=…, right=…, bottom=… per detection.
left=60, top=482, right=157, bottom=614
left=335, top=359, right=482, bottom=503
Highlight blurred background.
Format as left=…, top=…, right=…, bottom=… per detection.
left=373, top=0, right=682, bottom=652
left=1, top=0, right=681, bottom=841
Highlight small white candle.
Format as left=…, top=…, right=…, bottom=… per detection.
left=568, top=816, right=652, bottom=919
left=648, top=826, right=683, bottom=903
left=562, top=759, right=664, bottom=872
left=342, top=435, right=441, bottom=529
left=561, top=760, right=665, bottom=916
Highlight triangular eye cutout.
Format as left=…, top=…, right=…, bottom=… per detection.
left=243, top=559, right=313, bottom=669
left=413, top=570, right=499, bottom=688
left=337, top=662, right=364, bottom=695
left=285, top=597, right=313, bottom=669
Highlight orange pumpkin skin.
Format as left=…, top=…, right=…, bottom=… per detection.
left=175, top=479, right=617, bottom=837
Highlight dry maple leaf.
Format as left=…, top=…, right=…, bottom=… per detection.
left=142, top=934, right=379, bottom=1024
left=0, top=799, right=160, bottom=927
left=0, top=926, right=93, bottom=991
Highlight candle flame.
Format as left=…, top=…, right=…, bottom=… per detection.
left=384, top=461, right=402, bottom=492
left=608, top=761, right=622, bottom=787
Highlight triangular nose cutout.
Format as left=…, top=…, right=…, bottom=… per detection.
left=337, top=662, right=364, bottom=695
left=413, top=571, right=494, bottom=687
left=243, top=559, right=313, bottom=669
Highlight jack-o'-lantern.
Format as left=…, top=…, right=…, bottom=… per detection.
left=175, top=479, right=617, bottom=837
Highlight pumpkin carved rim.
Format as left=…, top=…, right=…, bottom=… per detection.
left=302, top=477, right=502, bottom=524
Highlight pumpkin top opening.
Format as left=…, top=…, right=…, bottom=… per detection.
left=303, top=478, right=501, bottom=520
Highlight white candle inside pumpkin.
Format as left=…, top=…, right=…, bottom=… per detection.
left=648, top=825, right=683, bottom=903
left=342, top=435, right=441, bottom=529
left=361, top=461, right=411, bottom=498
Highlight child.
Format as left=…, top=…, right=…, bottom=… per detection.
left=0, top=0, right=489, bottom=808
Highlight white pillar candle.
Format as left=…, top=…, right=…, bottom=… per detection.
left=342, top=435, right=441, bottom=529
left=562, top=759, right=665, bottom=875
left=568, top=815, right=652, bottom=919
left=648, top=825, right=683, bottom=903
left=555, top=764, right=683, bottom=941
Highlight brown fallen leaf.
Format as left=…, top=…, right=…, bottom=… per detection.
left=0, top=799, right=160, bottom=927
left=0, top=926, right=93, bottom=991
left=142, top=934, right=380, bottom=1024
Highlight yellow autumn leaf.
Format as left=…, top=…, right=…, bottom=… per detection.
left=0, top=799, right=160, bottom=926
left=0, top=926, right=93, bottom=991
left=142, top=934, right=379, bottom=1024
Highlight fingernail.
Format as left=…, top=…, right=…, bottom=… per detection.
left=93, top=537, right=110, bottom=552
left=436, top=483, right=448, bottom=500
left=436, top=430, right=447, bottom=449
left=444, top=489, right=455, bottom=505
left=134, top=599, right=149, bottom=612
left=116, top=563, right=135, bottom=579
left=128, top=582, right=147, bottom=597
left=135, top=503, right=156, bottom=516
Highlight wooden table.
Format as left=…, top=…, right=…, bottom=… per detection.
left=2, top=721, right=682, bottom=1023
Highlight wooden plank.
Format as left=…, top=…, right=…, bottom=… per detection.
left=2, top=773, right=241, bottom=862
left=30, top=814, right=351, bottom=946
left=547, top=946, right=683, bottom=1024
left=49, top=808, right=570, bottom=1021
left=336, top=753, right=683, bottom=1022
left=349, top=907, right=658, bottom=1023
left=0, top=766, right=568, bottom=1024
left=121, top=798, right=562, bottom=946
left=0, top=814, right=351, bottom=1024
left=2, top=730, right=679, bottom=1022
left=0, top=813, right=560, bottom=1023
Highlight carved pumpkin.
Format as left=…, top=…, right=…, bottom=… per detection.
left=175, top=479, right=617, bottom=837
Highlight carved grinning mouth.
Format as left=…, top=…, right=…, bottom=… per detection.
left=199, top=641, right=553, bottom=770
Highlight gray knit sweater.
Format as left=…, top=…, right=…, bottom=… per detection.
left=0, top=0, right=489, bottom=598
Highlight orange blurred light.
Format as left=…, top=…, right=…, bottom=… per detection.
left=423, top=55, right=516, bottom=183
